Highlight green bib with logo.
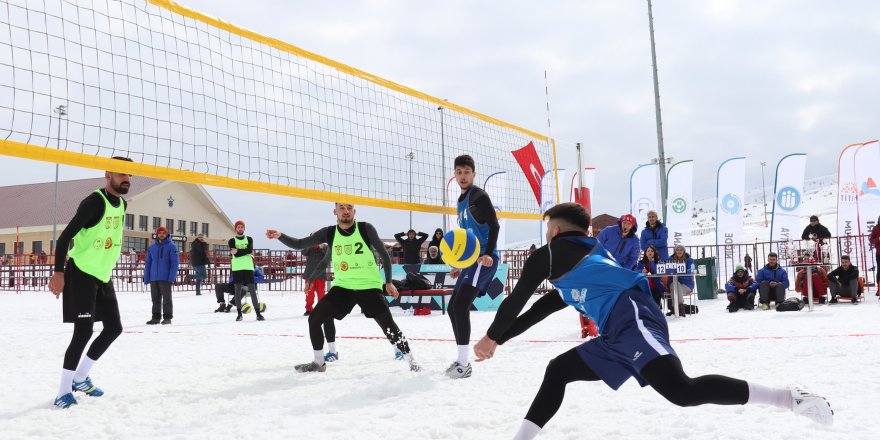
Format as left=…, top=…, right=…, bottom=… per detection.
left=331, top=223, right=383, bottom=290
left=231, top=236, right=254, bottom=272
left=68, top=190, right=125, bottom=283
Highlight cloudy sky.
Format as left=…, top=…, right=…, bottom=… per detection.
left=2, top=0, right=878, bottom=248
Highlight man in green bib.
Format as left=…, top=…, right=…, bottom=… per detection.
left=266, top=203, right=421, bottom=372
left=48, top=157, right=133, bottom=409
left=229, top=220, right=264, bottom=322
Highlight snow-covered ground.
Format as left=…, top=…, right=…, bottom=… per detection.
left=1, top=289, right=877, bottom=440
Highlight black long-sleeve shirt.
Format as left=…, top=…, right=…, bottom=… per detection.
left=827, top=265, right=859, bottom=286
left=486, top=231, right=589, bottom=344
left=278, top=222, right=391, bottom=282
left=54, top=188, right=127, bottom=273
left=458, top=186, right=500, bottom=256
left=228, top=236, right=254, bottom=256
left=394, top=231, right=428, bottom=264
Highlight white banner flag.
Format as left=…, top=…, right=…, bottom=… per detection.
left=446, top=176, right=458, bottom=231
left=770, top=154, right=807, bottom=262
left=484, top=172, right=507, bottom=250
left=539, top=169, right=567, bottom=245
left=855, top=140, right=880, bottom=244
left=630, top=164, right=660, bottom=228
left=665, top=160, right=693, bottom=249
left=716, top=157, right=746, bottom=270
left=838, top=142, right=863, bottom=269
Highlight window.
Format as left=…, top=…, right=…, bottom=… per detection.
left=190, top=221, right=198, bottom=236
left=138, top=215, right=148, bottom=232
left=212, top=244, right=228, bottom=252
left=202, top=223, right=209, bottom=238
left=32, top=241, right=43, bottom=254
left=178, top=220, right=186, bottom=236
left=123, top=236, right=148, bottom=252
left=125, top=214, right=134, bottom=230
left=166, top=218, right=174, bottom=235
left=0, top=243, right=5, bottom=255
left=152, top=217, right=161, bottom=231
left=15, top=241, right=24, bottom=254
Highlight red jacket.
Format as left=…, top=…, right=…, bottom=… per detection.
left=870, top=224, right=880, bottom=255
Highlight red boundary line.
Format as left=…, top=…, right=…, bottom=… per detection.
left=123, top=330, right=880, bottom=344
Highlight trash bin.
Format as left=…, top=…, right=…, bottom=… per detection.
left=694, top=257, right=718, bottom=300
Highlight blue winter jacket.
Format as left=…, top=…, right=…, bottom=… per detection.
left=756, top=264, right=790, bottom=289
left=665, top=254, right=695, bottom=290
left=597, top=224, right=640, bottom=270
left=144, top=239, right=179, bottom=284
left=640, top=221, right=669, bottom=260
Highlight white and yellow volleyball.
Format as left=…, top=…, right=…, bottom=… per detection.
left=439, top=228, right=481, bottom=268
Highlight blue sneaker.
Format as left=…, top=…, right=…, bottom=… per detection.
left=324, top=352, right=339, bottom=362
left=54, top=392, right=77, bottom=409
left=394, top=351, right=405, bottom=361
left=72, top=377, right=104, bottom=397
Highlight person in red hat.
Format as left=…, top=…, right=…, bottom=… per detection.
left=144, top=226, right=179, bottom=325
left=229, top=220, right=264, bottom=322
left=596, top=214, right=640, bottom=270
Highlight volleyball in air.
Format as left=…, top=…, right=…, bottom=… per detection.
left=439, top=228, right=481, bottom=268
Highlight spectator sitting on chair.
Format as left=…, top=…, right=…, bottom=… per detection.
left=795, top=264, right=829, bottom=304
left=665, top=244, right=695, bottom=316
left=725, top=264, right=757, bottom=313
left=394, top=229, right=429, bottom=264
left=756, top=252, right=789, bottom=310
left=801, top=215, right=831, bottom=243
left=597, top=214, right=640, bottom=270
left=214, top=266, right=266, bottom=312
left=635, top=245, right=665, bottom=307
left=424, top=245, right=444, bottom=264
left=827, top=255, right=860, bottom=304
left=639, top=210, right=669, bottom=260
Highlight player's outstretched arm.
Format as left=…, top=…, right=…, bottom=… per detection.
left=269, top=228, right=327, bottom=250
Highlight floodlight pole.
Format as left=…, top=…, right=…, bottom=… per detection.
left=52, top=104, right=67, bottom=254
left=647, top=0, right=668, bottom=219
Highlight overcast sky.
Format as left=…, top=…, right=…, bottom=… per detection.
left=2, top=0, right=878, bottom=248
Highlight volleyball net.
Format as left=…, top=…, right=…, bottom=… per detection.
left=0, top=0, right=555, bottom=219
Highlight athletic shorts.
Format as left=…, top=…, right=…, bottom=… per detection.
left=576, top=287, right=677, bottom=390
left=322, top=286, right=391, bottom=320
left=453, top=256, right=499, bottom=294
left=232, top=270, right=255, bottom=285
left=62, top=259, right=120, bottom=324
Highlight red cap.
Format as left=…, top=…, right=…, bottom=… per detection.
left=620, top=214, right=636, bottom=226
left=234, top=220, right=245, bottom=229
left=156, top=226, right=168, bottom=235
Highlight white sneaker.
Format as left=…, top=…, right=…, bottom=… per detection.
left=789, top=384, right=833, bottom=425
left=445, top=362, right=472, bottom=379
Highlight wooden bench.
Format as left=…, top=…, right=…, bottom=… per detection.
left=397, top=289, right=454, bottom=315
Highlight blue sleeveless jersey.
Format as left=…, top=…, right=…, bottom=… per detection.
left=550, top=236, right=651, bottom=333
left=457, top=186, right=499, bottom=259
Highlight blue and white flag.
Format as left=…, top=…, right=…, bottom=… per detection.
left=770, top=153, right=807, bottom=260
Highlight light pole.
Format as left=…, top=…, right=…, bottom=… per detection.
left=406, top=151, right=415, bottom=230
left=760, top=161, right=769, bottom=227
left=52, top=104, right=67, bottom=254
left=646, top=0, right=669, bottom=220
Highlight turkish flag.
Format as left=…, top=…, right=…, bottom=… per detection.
left=511, top=142, right=546, bottom=206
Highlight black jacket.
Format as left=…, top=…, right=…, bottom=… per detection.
left=828, top=265, right=859, bottom=286
left=801, top=223, right=831, bottom=240
left=190, top=240, right=210, bottom=266
left=394, top=231, right=429, bottom=264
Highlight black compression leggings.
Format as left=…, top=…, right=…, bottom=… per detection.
left=447, top=284, right=481, bottom=345
left=524, top=349, right=749, bottom=428
left=62, top=318, right=123, bottom=371
left=307, top=300, right=411, bottom=355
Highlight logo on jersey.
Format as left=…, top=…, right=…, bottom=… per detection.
left=93, top=239, right=103, bottom=250
left=340, top=261, right=349, bottom=271
left=335, top=245, right=342, bottom=256
left=633, top=351, right=643, bottom=361
left=104, top=237, right=113, bottom=249
left=344, top=244, right=352, bottom=255
left=105, top=216, right=112, bottom=229
left=570, top=288, right=588, bottom=304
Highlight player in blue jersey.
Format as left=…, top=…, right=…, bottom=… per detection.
left=446, top=154, right=500, bottom=379
left=474, top=203, right=833, bottom=439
